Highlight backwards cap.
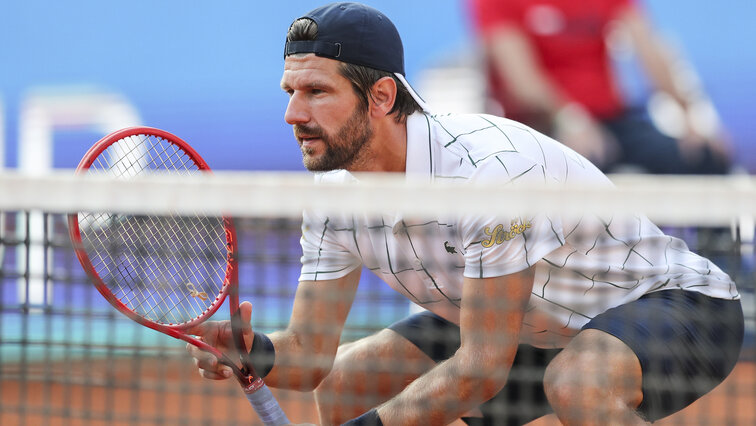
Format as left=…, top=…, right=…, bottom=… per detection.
left=284, top=2, right=430, bottom=112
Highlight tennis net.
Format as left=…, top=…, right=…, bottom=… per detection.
left=0, top=170, right=753, bottom=425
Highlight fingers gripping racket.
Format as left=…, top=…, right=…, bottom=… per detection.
left=67, top=127, right=289, bottom=425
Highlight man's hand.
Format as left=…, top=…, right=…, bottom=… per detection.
left=553, top=103, right=620, bottom=169
left=679, top=103, right=732, bottom=166
left=186, top=301, right=255, bottom=380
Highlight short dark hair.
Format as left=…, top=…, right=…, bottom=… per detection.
left=286, top=18, right=422, bottom=123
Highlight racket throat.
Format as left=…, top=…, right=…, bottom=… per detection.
left=241, top=376, right=265, bottom=394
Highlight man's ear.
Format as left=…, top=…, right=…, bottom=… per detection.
left=368, top=76, right=398, bottom=118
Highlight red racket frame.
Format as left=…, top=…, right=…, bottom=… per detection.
left=66, top=127, right=258, bottom=389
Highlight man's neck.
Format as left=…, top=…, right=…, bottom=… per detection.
left=349, top=119, right=408, bottom=173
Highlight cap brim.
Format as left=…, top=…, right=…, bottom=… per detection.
left=394, top=73, right=431, bottom=113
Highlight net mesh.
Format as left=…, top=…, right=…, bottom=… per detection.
left=0, top=171, right=754, bottom=425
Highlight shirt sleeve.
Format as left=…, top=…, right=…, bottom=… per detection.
left=298, top=210, right=363, bottom=282
left=457, top=157, right=565, bottom=278
left=459, top=212, right=563, bottom=278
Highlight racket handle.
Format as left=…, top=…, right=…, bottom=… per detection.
left=244, top=383, right=290, bottom=426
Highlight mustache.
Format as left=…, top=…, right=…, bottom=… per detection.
left=294, top=124, right=324, bottom=139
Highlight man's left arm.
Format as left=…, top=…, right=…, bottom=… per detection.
left=370, top=267, right=535, bottom=425
left=618, top=3, right=731, bottom=160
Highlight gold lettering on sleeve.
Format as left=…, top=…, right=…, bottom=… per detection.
left=480, top=219, right=532, bottom=247
left=481, top=224, right=502, bottom=248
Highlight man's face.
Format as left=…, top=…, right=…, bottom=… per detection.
left=281, top=54, right=373, bottom=171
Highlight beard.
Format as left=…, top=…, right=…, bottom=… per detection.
left=295, top=106, right=373, bottom=172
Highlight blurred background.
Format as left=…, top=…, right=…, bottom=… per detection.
left=0, top=0, right=753, bottom=173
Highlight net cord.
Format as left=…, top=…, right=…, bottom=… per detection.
left=1, top=171, right=754, bottom=226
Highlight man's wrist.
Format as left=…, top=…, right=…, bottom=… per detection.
left=341, top=408, right=383, bottom=426
left=248, top=331, right=275, bottom=378
left=552, top=102, right=592, bottom=132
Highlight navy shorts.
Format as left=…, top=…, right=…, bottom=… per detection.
left=388, top=290, right=743, bottom=424
left=583, top=290, right=743, bottom=421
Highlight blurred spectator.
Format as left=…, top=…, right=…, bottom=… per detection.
left=468, top=0, right=731, bottom=174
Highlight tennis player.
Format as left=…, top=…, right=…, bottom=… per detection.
left=188, top=3, right=744, bottom=425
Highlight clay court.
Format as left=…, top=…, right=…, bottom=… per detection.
left=1, top=355, right=753, bottom=425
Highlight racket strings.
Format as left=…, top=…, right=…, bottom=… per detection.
left=89, top=135, right=195, bottom=178
left=113, top=216, right=225, bottom=323
left=78, top=134, right=229, bottom=325
left=84, top=211, right=225, bottom=324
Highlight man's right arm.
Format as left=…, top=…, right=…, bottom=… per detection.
left=189, top=266, right=362, bottom=392
left=262, top=267, right=362, bottom=391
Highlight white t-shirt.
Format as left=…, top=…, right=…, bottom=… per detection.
left=299, top=112, right=739, bottom=348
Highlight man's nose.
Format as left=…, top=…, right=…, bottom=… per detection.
left=284, top=93, right=309, bottom=125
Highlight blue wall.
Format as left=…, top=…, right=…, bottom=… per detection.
left=1, top=1, right=753, bottom=172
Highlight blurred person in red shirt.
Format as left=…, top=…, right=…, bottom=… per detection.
left=469, top=0, right=731, bottom=174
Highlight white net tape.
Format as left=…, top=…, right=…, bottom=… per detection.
left=1, top=171, right=755, bottom=227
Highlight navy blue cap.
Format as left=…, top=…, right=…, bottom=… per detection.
left=285, top=2, right=405, bottom=75
left=284, top=2, right=430, bottom=111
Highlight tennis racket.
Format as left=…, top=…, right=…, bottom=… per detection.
left=67, top=127, right=289, bottom=426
